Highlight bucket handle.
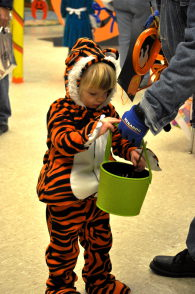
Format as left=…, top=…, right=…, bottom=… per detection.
left=142, top=140, right=152, bottom=183
left=104, top=131, right=152, bottom=183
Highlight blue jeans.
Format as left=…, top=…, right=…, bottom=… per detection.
left=0, top=75, right=11, bottom=125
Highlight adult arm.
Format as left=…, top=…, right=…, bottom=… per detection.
left=140, top=0, right=195, bottom=134
left=119, top=0, right=195, bottom=145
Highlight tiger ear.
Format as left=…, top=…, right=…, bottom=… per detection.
left=103, top=48, right=119, bottom=60
left=65, top=50, right=80, bottom=66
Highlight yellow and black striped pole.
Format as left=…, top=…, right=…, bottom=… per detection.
left=11, top=0, right=24, bottom=83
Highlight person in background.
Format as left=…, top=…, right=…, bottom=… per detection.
left=60, top=0, right=96, bottom=52
left=118, top=0, right=195, bottom=278
left=37, top=37, right=146, bottom=294
left=112, top=0, right=156, bottom=68
left=0, top=0, right=13, bottom=135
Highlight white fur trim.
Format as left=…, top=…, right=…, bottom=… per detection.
left=68, top=56, right=94, bottom=106
left=84, top=114, right=105, bottom=147
left=104, top=55, right=120, bottom=77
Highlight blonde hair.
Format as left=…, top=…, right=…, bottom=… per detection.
left=79, top=62, right=116, bottom=93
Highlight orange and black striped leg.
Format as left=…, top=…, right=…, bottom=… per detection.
left=79, top=198, right=131, bottom=293
left=45, top=205, right=81, bottom=294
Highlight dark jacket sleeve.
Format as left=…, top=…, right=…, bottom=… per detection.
left=0, top=0, right=13, bottom=9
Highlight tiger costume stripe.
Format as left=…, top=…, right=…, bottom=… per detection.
left=37, top=98, right=135, bottom=205
left=46, top=198, right=130, bottom=294
left=37, top=38, right=133, bottom=293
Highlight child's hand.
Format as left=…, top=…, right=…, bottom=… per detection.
left=98, top=117, right=121, bottom=137
left=130, top=149, right=146, bottom=172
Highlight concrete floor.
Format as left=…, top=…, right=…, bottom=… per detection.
left=0, top=25, right=195, bottom=294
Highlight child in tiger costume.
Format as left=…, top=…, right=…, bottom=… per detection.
left=37, top=37, right=146, bottom=294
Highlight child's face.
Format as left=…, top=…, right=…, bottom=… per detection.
left=80, top=87, right=111, bottom=109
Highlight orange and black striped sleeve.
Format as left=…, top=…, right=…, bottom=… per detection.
left=47, top=103, right=98, bottom=157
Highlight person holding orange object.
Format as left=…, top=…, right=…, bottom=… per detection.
left=118, top=0, right=195, bottom=278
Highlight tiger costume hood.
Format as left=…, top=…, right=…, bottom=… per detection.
left=64, top=38, right=119, bottom=109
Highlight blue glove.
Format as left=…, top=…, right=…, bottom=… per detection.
left=118, top=105, right=149, bottom=147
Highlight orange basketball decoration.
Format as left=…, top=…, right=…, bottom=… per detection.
left=132, top=27, right=161, bottom=75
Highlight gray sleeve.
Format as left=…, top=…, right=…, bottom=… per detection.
left=140, top=0, right=195, bottom=134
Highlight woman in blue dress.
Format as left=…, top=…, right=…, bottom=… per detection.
left=61, top=0, right=95, bottom=51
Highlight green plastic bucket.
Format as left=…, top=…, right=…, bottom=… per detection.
left=97, top=133, right=152, bottom=216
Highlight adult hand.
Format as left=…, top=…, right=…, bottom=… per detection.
left=0, top=7, right=10, bottom=28
left=118, top=105, right=148, bottom=147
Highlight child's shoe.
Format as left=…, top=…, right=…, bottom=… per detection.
left=85, top=279, right=131, bottom=294
left=45, top=287, right=81, bottom=294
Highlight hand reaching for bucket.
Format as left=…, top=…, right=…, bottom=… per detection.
left=130, top=149, right=146, bottom=172
left=98, top=117, right=121, bottom=137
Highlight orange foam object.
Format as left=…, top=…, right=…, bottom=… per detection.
left=132, top=28, right=161, bottom=75
left=93, top=0, right=118, bottom=42
left=31, top=0, right=48, bottom=20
